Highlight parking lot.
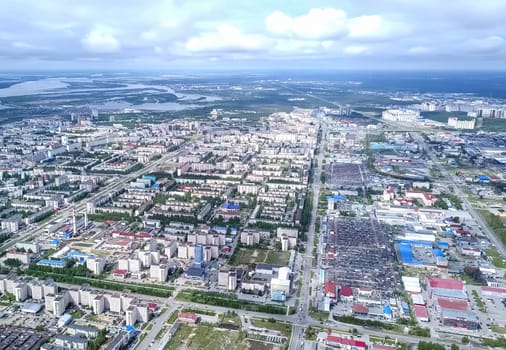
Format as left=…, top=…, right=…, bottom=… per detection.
left=325, top=163, right=367, bottom=189
left=0, top=306, right=58, bottom=331
left=322, top=217, right=400, bottom=296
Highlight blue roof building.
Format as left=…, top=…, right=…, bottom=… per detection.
left=271, top=290, right=286, bottom=302
left=437, top=242, right=449, bottom=249
left=37, top=259, right=66, bottom=268
left=397, top=243, right=424, bottom=265
left=433, top=249, right=445, bottom=257
left=383, top=305, right=393, bottom=318
left=222, top=203, right=240, bottom=210
left=142, top=175, right=157, bottom=183
left=326, top=195, right=346, bottom=201
left=212, top=226, right=227, bottom=234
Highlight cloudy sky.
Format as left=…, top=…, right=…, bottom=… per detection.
left=1, top=0, right=505, bottom=70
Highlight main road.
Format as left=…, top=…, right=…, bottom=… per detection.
left=289, top=119, right=327, bottom=350
left=411, top=132, right=506, bottom=258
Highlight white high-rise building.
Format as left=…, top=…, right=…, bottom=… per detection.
left=448, top=117, right=476, bottom=130
left=86, top=258, right=105, bottom=275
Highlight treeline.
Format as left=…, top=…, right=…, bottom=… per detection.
left=408, top=326, right=431, bottom=337
left=91, top=163, right=143, bottom=175
left=89, top=212, right=134, bottom=223
left=26, top=263, right=93, bottom=277
left=417, top=341, right=446, bottom=350
left=0, top=232, right=11, bottom=244
left=482, top=337, right=506, bottom=348
left=87, top=329, right=107, bottom=350
left=301, top=191, right=313, bottom=232
left=176, top=289, right=287, bottom=315
left=23, top=267, right=173, bottom=298
left=334, top=315, right=401, bottom=332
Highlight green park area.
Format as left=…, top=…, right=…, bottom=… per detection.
left=229, top=248, right=290, bottom=266
left=164, top=324, right=272, bottom=350
left=176, top=290, right=287, bottom=315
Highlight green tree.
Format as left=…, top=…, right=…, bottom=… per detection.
left=417, top=341, right=445, bottom=350
left=462, top=336, right=469, bottom=345
left=450, top=344, right=459, bottom=350
left=3, top=258, right=21, bottom=268
left=5, top=293, right=16, bottom=302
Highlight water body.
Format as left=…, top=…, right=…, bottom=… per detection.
left=86, top=100, right=200, bottom=111
left=0, top=76, right=219, bottom=99
left=273, top=70, right=506, bottom=99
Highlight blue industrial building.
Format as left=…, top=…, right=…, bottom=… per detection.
left=37, top=259, right=66, bottom=268
left=222, top=203, right=240, bottom=210
left=433, top=249, right=445, bottom=257
left=437, top=241, right=449, bottom=249
left=397, top=243, right=424, bottom=265
left=383, top=305, right=393, bottom=318
left=477, top=175, right=490, bottom=182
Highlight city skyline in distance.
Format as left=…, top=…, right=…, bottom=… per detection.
left=1, top=0, right=506, bottom=71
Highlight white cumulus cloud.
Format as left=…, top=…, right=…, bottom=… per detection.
left=344, top=45, right=369, bottom=55
left=81, top=29, right=120, bottom=53
left=466, top=35, right=504, bottom=53
left=266, top=8, right=348, bottom=39
left=185, top=24, right=268, bottom=53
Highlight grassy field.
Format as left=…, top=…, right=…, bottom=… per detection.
left=230, top=248, right=267, bottom=265
left=164, top=324, right=250, bottom=350
left=220, top=312, right=242, bottom=327
left=230, top=248, right=290, bottom=266
left=309, top=310, right=330, bottom=322
left=486, top=247, right=506, bottom=268
left=250, top=318, right=292, bottom=338
left=478, top=209, right=506, bottom=246
left=491, top=324, right=506, bottom=334
left=481, top=118, right=506, bottom=132
left=264, top=251, right=290, bottom=265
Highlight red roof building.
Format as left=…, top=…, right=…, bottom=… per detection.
left=326, top=335, right=367, bottom=349
left=437, top=298, right=469, bottom=311
left=112, top=269, right=128, bottom=278
left=414, top=305, right=429, bottom=322
left=340, top=285, right=353, bottom=299
left=178, top=312, right=199, bottom=324
left=352, top=304, right=369, bottom=315
left=481, top=286, right=506, bottom=297
left=324, top=281, right=338, bottom=300
left=405, top=189, right=438, bottom=206
left=428, top=277, right=464, bottom=290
